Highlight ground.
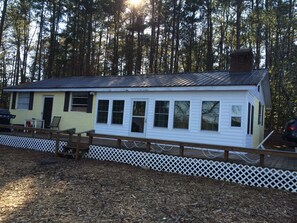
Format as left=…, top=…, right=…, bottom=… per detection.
left=0, top=146, right=296, bottom=223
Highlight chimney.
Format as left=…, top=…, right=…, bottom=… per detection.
left=229, top=48, right=253, bottom=73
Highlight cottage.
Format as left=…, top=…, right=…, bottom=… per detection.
left=4, top=49, right=271, bottom=148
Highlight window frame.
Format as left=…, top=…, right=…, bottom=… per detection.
left=173, top=100, right=190, bottom=129
left=201, top=100, right=220, bottom=131
left=71, top=92, right=89, bottom=112
left=17, top=92, right=30, bottom=110
left=153, top=101, right=170, bottom=128
left=111, top=100, right=125, bottom=125
left=230, top=105, right=242, bottom=128
left=97, top=100, right=110, bottom=124
left=258, top=101, right=264, bottom=126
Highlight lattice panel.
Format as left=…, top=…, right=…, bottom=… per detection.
left=0, top=135, right=66, bottom=153
left=0, top=135, right=296, bottom=192
left=88, top=145, right=297, bottom=193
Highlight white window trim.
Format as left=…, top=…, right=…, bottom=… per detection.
left=230, top=104, right=243, bottom=128
left=200, top=99, right=221, bottom=133
left=17, top=92, right=30, bottom=110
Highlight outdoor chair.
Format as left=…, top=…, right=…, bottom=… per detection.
left=50, top=116, right=61, bottom=130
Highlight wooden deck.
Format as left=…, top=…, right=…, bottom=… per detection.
left=90, top=137, right=297, bottom=171
left=0, top=127, right=296, bottom=171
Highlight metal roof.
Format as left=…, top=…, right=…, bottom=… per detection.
left=5, top=70, right=267, bottom=90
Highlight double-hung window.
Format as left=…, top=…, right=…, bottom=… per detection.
left=97, top=100, right=109, bottom=123
left=173, top=101, right=190, bottom=129
left=201, top=101, right=220, bottom=131
left=17, top=92, right=30, bottom=109
left=154, top=101, right=169, bottom=128
left=231, top=105, right=242, bottom=127
left=112, top=100, right=124, bottom=124
left=71, top=92, right=89, bottom=112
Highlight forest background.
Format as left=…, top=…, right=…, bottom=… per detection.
left=0, top=0, right=296, bottom=132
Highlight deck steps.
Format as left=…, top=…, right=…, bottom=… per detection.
left=56, top=143, right=90, bottom=160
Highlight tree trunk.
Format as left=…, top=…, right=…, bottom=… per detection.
left=206, top=0, right=213, bottom=71
left=0, top=0, right=8, bottom=47
left=236, top=0, right=243, bottom=49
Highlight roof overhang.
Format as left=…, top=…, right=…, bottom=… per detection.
left=4, top=85, right=257, bottom=93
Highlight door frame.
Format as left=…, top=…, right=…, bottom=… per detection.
left=42, top=96, right=54, bottom=128
left=129, top=98, right=148, bottom=137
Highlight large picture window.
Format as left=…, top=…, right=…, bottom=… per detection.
left=71, top=92, right=88, bottom=112
left=154, top=101, right=169, bottom=128
left=231, top=105, right=242, bottom=127
left=112, top=100, right=124, bottom=124
left=17, top=92, right=30, bottom=109
left=173, top=101, right=190, bottom=129
left=201, top=101, right=220, bottom=131
left=97, top=100, right=109, bottom=123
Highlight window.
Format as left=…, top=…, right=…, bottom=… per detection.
left=247, top=103, right=254, bottom=135
left=201, top=101, right=220, bottom=131
left=71, top=92, right=88, bottom=112
left=154, top=101, right=169, bottom=128
left=17, top=92, right=30, bottom=109
left=258, top=102, right=264, bottom=126
left=112, top=100, right=124, bottom=124
left=97, top=100, right=109, bottom=123
left=231, top=105, right=242, bottom=127
left=173, top=101, right=190, bottom=129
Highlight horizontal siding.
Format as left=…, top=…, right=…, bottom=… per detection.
left=94, top=91, right=249, bottom=147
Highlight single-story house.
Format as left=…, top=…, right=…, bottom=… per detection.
left=4, top=49, right=271, bottom=148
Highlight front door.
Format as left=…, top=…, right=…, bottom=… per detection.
left=42, top=97, right=53, bottom=128
left=130, top=100, right=147, bottom=136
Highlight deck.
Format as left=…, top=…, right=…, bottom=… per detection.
left=0, top=127, right=296, bottom=171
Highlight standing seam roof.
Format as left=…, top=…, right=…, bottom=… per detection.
left=5, top=70, right=267, bottom=90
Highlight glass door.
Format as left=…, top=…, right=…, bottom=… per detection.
left=131, top=100, right=147, bottom=135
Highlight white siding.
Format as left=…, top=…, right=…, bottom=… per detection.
left=94, top=90, right=249, bottom=147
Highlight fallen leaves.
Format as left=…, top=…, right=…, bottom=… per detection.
left=0, top=145, right=296, bottom=223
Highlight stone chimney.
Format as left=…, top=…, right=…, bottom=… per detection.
left=229, top=48, right=253, bottom=73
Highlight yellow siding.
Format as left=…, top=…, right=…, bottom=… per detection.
left=252, top=97, right=265, bottom=148
left=10, top=92, right=95, bottom=132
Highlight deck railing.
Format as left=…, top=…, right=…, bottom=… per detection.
left=0, top=124, right=57, bottom=139
left=0, top=124, right=296, bottom=167
left=86, top=132, right=297, bottom=167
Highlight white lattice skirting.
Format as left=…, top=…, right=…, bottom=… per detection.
left=0, top=135, right=296, bottom=192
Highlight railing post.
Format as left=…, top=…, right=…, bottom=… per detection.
left=88, top=134, right=93, bottom=145
left=259, top=154, right=265, bottom=167
left=55, top=132, right=60, bottom=157
left=75, top=133, right=81, bottom=160
left=224, top=150, right=229, bottom=161
left=146, top=142, right=151, bottom=152
left=117, top=139, right=121, bottom=148
left=68, top=132, right=73, bottom=144
left=179, top=145, right=184, bottom=156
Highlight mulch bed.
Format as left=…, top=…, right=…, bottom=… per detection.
left=0, top=145, right=296, bottom=223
